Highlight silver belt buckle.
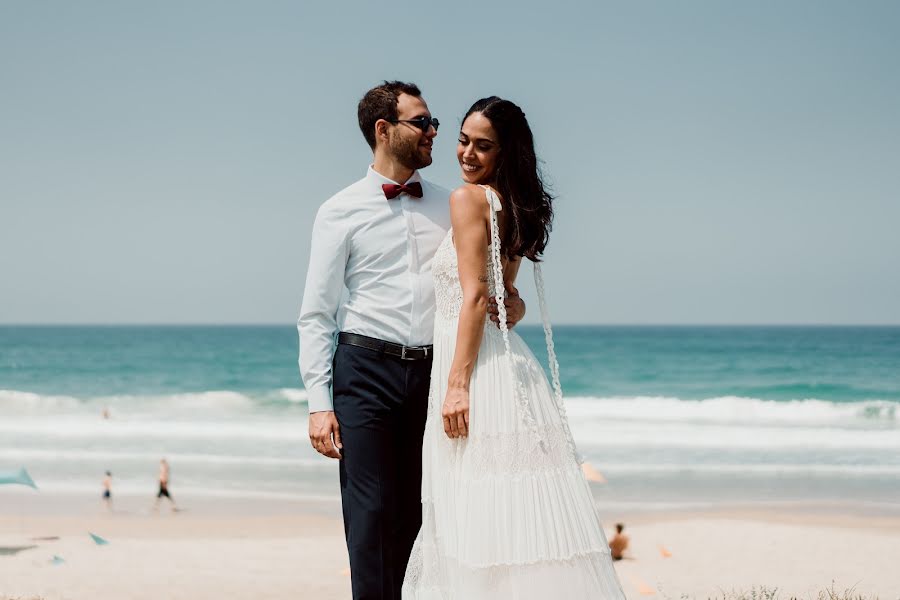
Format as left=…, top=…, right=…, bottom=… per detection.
left=401, top=345, right=429, bottom=360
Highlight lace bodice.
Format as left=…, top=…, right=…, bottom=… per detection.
left=430, top=185, right=581, bottom=463
left=432, top=231, right=499, bottom=321
left=433, top=186, right=503, bottom=321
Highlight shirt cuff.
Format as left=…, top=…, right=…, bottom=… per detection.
left=306, top=385, right=334, bottom=413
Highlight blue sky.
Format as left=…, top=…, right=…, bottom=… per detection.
left=2, top=1, right=898, bottom=324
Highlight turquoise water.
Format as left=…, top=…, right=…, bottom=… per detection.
left=2, top=325, right=899, bottom=513
left=3, top=325, right=899, bottom=401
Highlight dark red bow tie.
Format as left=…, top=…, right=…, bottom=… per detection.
left=382, top=182, right=423, bottom=199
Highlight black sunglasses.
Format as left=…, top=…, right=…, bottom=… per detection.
left=388, top=116, right=440, bottom=133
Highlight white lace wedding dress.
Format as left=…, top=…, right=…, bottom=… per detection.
left=402, top=186, right=626, bottom=599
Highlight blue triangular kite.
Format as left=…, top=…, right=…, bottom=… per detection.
left=89, top=532, right=109, bottom=545
left=0, top=468, right=38, bottom=489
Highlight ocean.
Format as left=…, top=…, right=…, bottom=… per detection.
left=1, top=325, right=898, bottom=515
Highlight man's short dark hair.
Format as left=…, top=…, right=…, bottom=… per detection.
left=616, top=523, right=625, bottom=533
left=357, top=81, right=422, bottom=150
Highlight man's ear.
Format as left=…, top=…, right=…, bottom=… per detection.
left=375, top=119, right=390, bottom=146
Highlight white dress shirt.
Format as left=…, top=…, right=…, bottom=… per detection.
left=298, top=166, right=451, bottom=413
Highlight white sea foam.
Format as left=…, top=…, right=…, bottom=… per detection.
left=278, top=388, right=309, bottom=403
left=566, top=395, right=898, bottom=424
left=0, top=416, right=306, bottom=441
left=1, top=390, right=897, bottom=453
left=571, top=420, right=900, bottom=449
left=0, top=389, right=82, bottom=413
left=0, top=447, right=327, bottom=469
left=7, top=445, right=895, bottom=476
left=101, top=390, right=257, bottom=415
left=2, top=389, right=896, bottom=425
left=584, top=462, right=900, bottom=477
left=1, top=415, right=896, bottom=452
left=0, top=389, right=277, bottom=416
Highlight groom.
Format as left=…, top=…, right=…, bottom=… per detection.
left=298, top=81, right=524, bottom=600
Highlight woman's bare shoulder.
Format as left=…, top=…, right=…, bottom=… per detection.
left=449, top=184, right=489, bottom=215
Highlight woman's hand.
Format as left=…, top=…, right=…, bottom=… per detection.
left=442, top=388, right=470, bottom=439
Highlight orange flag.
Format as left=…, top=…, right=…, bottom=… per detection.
left=629, top=575, right=656, bottom=595
left=581, top=462, right=607, bottom=484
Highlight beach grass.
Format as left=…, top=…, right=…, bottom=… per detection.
left=666, top=584, right=887, bottom=600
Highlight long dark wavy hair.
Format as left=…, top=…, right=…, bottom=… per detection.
left=463, top=96, right=553, bottom=262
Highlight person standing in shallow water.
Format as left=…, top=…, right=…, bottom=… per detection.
left=102, top=471, right=112, bottom=512
left=153, top=458, right=177, bottom=513
left=298, top=81, right=525, bottom=600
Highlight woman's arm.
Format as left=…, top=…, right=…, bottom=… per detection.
left=442, top=185, right=492, bottom=439
left=488, top=251, right=526, bottom=328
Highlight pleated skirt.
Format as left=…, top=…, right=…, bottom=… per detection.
left=402, top=316, right=626, bottom=599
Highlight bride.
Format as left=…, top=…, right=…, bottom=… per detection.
left=402, top=96, right=626, bottom=599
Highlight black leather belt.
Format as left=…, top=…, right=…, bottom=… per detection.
left=337, top=332, right=433, bottom=361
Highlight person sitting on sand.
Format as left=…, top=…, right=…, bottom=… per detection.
left=609, top=523, right=630, bottom=561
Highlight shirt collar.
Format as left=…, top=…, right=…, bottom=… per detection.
left=366, top=165, right=423, bottom=189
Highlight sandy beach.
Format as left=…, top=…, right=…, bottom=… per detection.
left=2, top=492, right=898, bottom=600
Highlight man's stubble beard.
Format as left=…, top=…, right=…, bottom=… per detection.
left=389, top=132, right=432, bottom=171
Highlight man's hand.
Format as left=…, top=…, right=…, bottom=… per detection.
left=442, top=388, right=470, bottom=439
left=308, top=411, right=342, bottom=459
left=488, top=285, right=526, bottom=328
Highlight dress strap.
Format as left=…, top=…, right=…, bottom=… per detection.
left=533, top=262, right=582, bottom=464
left=483, top=186, right=541, bottom=444
left=482, top=185, right=581, bottom=464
